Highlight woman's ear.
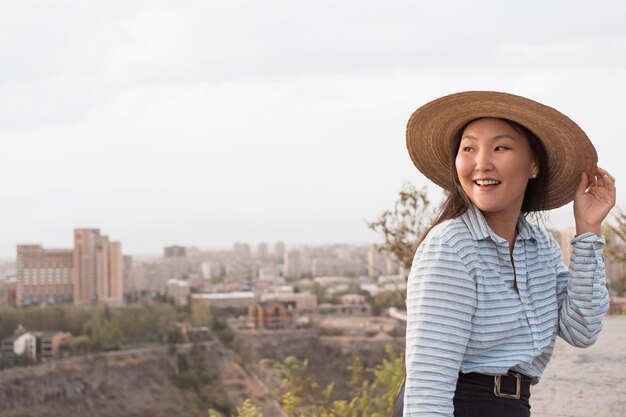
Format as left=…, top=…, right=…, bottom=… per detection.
left=530, top=160, right=539, bottom=179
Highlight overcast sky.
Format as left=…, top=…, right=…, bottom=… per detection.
left=1, top=0, right=625, bottom=258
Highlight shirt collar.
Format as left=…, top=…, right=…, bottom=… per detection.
left=516, top=215, right=535, bottom=241
left=461, top=204, right=536, bottom=243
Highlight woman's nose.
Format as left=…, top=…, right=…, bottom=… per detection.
left=475, top=150, right=494, bottom=171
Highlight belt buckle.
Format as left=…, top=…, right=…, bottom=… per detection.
left=494, top=372, right=521, bottom=400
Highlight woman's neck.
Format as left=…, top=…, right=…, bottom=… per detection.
left=482, top=211, right=520, bottom=252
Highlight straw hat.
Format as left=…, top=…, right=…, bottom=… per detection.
left=406, top=91, right=597, bottom=210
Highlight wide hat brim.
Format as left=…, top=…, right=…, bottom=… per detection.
left=406, top=91, right=597, bottom=210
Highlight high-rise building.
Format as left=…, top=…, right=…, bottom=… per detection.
left=233, top=242, right=251, bottom=260
left=368, top=246, right=385, bottom=278
left=257, top=242, right=268, bottom=259
left=73, top=229, right=97, bottom=306
left=108, top=242, right=124, bottom=304
left=164, top=246, right=187, bottom=258
left=16, top=245, right=74, bottom=307
left=283, top=250, right=302, bottom=279
left=311, top=258, right=337, bottom=277
left=73, top=229, right=96, bottom=306
left=275, top=242, right=285, bottom=260
left=122, top=255, right=133, bottom=294
left=73, top=229, right=123, bottom=306
left=367, top=246, right=399, bottom=277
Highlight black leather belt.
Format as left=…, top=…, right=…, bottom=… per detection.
left=392, top=370, right=532, bottom=417
left=458, top=370, right=532, bottom=400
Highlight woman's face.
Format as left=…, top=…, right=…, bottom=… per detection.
left=455, top=118, right=538, bottom=222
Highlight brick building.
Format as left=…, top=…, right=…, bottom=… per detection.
left=16, top=228, right=123, bottom=307
left=247, top=301, right=296, bottom=329
left=73, top=229, right=123, bottom=306
left=16, top=246, right=74, bottom=307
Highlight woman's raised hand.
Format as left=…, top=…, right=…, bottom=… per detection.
left=573, top=166, right=616, bottom=236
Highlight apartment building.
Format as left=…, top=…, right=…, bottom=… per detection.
left=16, top=229, right=123, bottom=307
left=73, top=229, right=123, bottom=306
left=16, top=245, right=74, bottom=307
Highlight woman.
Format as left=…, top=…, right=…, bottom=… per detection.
left=400, top=91, right=615, bottom=417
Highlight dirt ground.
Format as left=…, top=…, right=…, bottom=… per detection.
left=531, top=315, right=626, bottom=417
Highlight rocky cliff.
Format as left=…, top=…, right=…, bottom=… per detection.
left=232, top=327, right=404, bottom=400
left=0, top=325, right=403, bottom=416
left=0, top=338, right=283, bottom=417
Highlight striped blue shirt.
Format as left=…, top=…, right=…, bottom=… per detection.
left=404, top=204, right=609, bottom=417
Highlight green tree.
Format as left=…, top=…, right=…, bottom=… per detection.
left=371, top=345, right=405, bottom=415
left=261, top=356, right=320, bottom=410
left=367, top=182, right=434, bottom=315
left=348, top=353, right=364, bottom=399
left=191, top=301, right=214, bottom=328
left=309, top=283, right=328, bottom=304
left=208, top=399, right=263, bottom=417
left=69, top=334, right=92, bottom=355
left=259, top=346, right=404, bottom=417
left=0, top=305, right=95, bottom=341
left=234, top=400, right=263, bottom=417
left=207, top=347, right=405, bottom=417
left=367, top=182, right=433, bottom=272
left=83, top=314, right=122, bottom=350
left=370, top=291, right=405, bottom=316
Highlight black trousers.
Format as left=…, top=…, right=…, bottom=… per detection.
left=393, top=372, right=532, bottom=417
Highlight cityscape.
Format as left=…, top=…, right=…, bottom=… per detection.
left=0, top=224, right=625, bottom=416
left=4, top=225, right=625, bottom=312
left=1, top=228, right=404, bottom=310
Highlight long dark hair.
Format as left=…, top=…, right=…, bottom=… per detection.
left=416, top=118, right=549, bottom=247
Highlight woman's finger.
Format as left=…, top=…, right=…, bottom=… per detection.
left=577, top=172, right=589, bottom=195
left=596, top=173, right=606, bottom=188
left=603, top=174, right=616, bottom=191
left=597, top=167, right=616, bottom=183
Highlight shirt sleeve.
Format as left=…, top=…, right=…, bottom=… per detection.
left=554, top=232, right=609, bottom=347
left=404, top=237, right=477, bottom=417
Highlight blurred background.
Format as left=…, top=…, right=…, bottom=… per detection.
left=0, top=1, right=625, bottom=417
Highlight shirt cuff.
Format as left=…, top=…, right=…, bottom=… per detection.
left=571, top=232, right=605, bottom=251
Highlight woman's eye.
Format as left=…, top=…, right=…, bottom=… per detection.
left=462, top=146, right=474, bottom=152
left=494, top=146, right=509, bottom=151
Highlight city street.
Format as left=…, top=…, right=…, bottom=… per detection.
left=532, top=315, right=626, bottom=417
